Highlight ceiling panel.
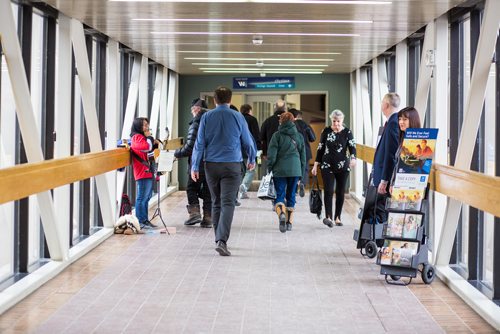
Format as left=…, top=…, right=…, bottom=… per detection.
left=43, top=0, right=467, bottom=74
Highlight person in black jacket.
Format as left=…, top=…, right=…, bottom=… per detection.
left=290, top=108, right=316, bottom=197
left=238, top=104, right=261, bottom=199
left=260, top=99, right=287, bottom=158
left=174, top=98, right=212, bottom=227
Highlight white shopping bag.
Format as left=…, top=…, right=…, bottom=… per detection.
left=257, top=171, right=276, bottom=200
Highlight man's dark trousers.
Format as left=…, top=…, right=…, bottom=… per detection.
left=205, top=162, right=242, bottom=243
left=186, top=163, right=211, bottom=212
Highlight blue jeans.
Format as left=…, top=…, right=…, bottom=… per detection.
left=273, top=176, right=300, bottom=208
left=240, top=168, right=256, bottom=192
left=136, top=178, right=154, bottom=223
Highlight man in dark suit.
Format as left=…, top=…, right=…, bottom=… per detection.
left=371, top=92, right=400, bottom=221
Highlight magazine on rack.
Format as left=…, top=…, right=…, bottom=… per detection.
left=402, top=214, right=422, bottom=239
left=380, top=240, right=419, bottom=267
left=387, top=188, right=424, bottom=211
left=395, top=128, right=439, bottom=176
left=386, top=212, right=405, bottom=238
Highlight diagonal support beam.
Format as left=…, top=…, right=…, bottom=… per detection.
left=0, top=0, right=63, bottom=260
left=414, top=21, right=435, bottom=124
left=71, top=20, right=114, bottom=228
left=116, top=54, right=143, bottom=210
left=435, top=0, right=500, bottom=266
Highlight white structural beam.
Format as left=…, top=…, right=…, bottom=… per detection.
left=351, top=71, right=363, bottom=199
left=53, top=14, right=73, bottom=257
left=149, top=67, right=163, bottom=138
left=395, top=41, right=408, bottom=107
left=116, top=55, right=142, bottom=208
left=121, top=55, right=142, bottom=140
left=138, top=55, right=149, bottom=117
left=360, top=68, right=373, bottom=147
left=414, top=21, right=435, bottom=123
left=435, top=0, right=500, bottom=266
left=105, top=39, right=120, bottom=219
left=431, top=14, right=450, bottom=259
left=0, top=0, right=63, bottom=260
left=373, top=57, right=388, bottom=144
left=70, top=19, right=114, bottom=228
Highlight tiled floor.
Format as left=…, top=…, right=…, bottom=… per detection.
left=0, top=192, right=497, bottom=333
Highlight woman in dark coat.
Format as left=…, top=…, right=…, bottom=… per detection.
left=312, top=109, right=356, bottom=227
left=267, top=112, right=306, bottom=233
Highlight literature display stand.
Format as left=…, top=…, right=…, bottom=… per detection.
left=376, top=186, right=435, bottom=285
left=375, top=128, right=439, bottom=285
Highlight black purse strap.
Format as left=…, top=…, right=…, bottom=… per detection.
left=312, top=175, right=320, bottom=191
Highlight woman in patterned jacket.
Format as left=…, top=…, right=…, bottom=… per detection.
left=312, top=109, right=356, bottom=227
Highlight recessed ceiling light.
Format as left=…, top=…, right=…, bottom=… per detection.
left=185, top=57, right=334, bottom=61
left=192, top=63, right=329, bottom=67
left=199, top=68, right=323, bottom=71
left=113, top=0, right=391, bottom=4
left=179, top=51, right=341, bottom=55
left=133, top=18, right=373, bottom=24
left=152, top=31, right=359, bottom=37
left=203, top=70, right=324, bottom=74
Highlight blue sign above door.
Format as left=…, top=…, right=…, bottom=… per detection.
left=233, top=77, right=295, bottom=89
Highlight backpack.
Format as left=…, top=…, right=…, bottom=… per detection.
left=120, top=194, right=132, bottom=217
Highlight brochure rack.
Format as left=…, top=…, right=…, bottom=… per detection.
left=376, top=127, right=439, bottom=285
left=376, top=185, right=435, bottom=285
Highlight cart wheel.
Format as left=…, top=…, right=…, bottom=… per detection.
left=365, top=241, right=378, bottom=258
left=422, top=264, right=435, bottom=284
left=390, top=275, right=401, bottom=281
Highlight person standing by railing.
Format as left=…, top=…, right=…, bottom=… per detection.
left=130, top=117, right=160, bottom=229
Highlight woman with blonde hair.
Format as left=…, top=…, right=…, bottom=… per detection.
left=312, top=109, right=356, bottom=227
left=267, top=111, right=306, bottom=233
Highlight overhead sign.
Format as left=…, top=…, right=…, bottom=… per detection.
left=233, top=77, right=295, bottom=89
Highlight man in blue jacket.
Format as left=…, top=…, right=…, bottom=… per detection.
left=371, top=92, right=400, bottom=222
left=191, top=86, right=256, bottom=256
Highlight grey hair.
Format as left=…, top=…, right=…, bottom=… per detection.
left=329, top=109, right=345, bottom=120
left=383, top=92, right=400, bottom=109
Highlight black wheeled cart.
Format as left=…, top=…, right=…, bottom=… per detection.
left=376, top=186, right=435, bottom=285
left=353, top=175, right=386, bottom=259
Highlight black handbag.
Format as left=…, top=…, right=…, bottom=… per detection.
left=309, top=176, right=322, bottom=219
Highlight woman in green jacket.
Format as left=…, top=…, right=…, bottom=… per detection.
left=267, top=112, right=306, bottom=233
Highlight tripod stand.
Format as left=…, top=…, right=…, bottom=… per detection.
left=150, top=171, right=170, bottom=235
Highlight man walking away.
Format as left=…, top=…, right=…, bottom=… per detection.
left=191, top=87, right=256, bottom=256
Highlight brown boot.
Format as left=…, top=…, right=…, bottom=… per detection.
left=200, top=210, right=212, bottom=228
left=275, top=202, right=286, bottom=233
left=184, top=204, right=202, bottom=225
left=286, top=207, right=294, bottom=231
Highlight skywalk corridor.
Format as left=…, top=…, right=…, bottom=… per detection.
left=0, top=192, right=495, bottom=334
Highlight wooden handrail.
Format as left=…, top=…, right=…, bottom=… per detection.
left=0, top=138, right=185, bottom=205
left=0, top=149, right=130, bottom=205
left=356, top=144, right=500, bottom=217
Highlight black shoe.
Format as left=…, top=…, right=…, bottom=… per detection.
left=142, top=220, right=157, bottom=228
left=279, top=214, right=287, bottom=233
left=235, top=200, right=241, bottom=207
left=215, top=241, right=231, bottom=256
left=286, top=223, right=292, bottom=231
left=298, top=183, right=305, bottom=198
left=323, top=218, right=334, bottom=228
